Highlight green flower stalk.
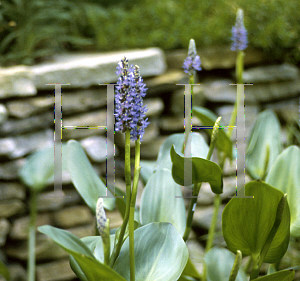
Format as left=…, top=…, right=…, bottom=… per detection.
left=112, top=57, right=149, bottom=281
left=96, top=197, right=110, bottom=265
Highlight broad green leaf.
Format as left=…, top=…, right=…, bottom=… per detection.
left=246, top=109, right=281, bottom=180
left=140, top=168, right=186, bottom=236
left=252, top=270, right=295, bottom=281
left=193, top=106, right=233, bottom=159
left=140, top=160, right=157, bottom=185
left=222, top=181, right=290, bottom=263
left=170, top=145, right=223, bottom=194
left=38, top=225, right=126, bottom=281
left=69, top=234, right=116, bottom=281
left=266, top=145, right=300, bottom=237
left=155, top=132, right=209, bottom=172
left=113, top=222, right=189, bottom=281
left=67, top=140, right=115, bottom=212
left=19, top=145, right=67, bottom=192
left=204, top=248, right=247, bottom=281
left=180, top=258, right=201, bottom=280
left=0, top=259, right=10, bottom=281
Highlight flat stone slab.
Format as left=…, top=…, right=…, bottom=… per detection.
left=31, top=48, right=167, bottom=90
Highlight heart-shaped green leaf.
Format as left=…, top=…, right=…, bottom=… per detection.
left=155, top=132, right=209, bottom=172
left=266, top=145, right=300, bottom=237
left=113, top=222, right=189, bottom=281
left=222, top=181, right=290, bottom=263
left=252, top=270, right=295, bottom=281
left=140, top=168, right=186, bottom=236
left=67, top=140, right=115, bottom=212
left=246, top=109, right=281, bottom=180
left=204, top=247, right=247, bottom=281
left=170, top=145, right=223, bottom=194
left=19, top=145, right=67, bottom=192
left=38, top=225, right=126, bottom=281
left=193, top=106, right=233, bottom=160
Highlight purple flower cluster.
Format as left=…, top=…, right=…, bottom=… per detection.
left=183, top=39, right=202, bottom=75
left=231, top=9, right=248, bottom=51
left=114, top=57, right=149, bottom=141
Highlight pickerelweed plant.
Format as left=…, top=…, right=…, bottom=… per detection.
left=3, top=8, right=296, bottom=281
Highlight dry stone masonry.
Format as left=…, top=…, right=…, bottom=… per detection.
left=0, top=47, right=299, bottom=281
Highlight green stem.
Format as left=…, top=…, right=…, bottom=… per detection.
left=129, top=138, right=141, bottom=281
left=111, top=130, right=132, bottom=266
left=182, top=182, right=201, bottom=242
left=28, top=191, right=38, bottom=281
left=244, top=256, right=253, bottom=274
left=205, top=194, right=220, bottom=253
left=229, top=250, right=242, bottom=281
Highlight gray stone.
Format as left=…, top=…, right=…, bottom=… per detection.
left=80, top=135, right=117, bottom=163
left=62, top=88, right=108, bottom=115
left=0, top=264, right=26, bottom=281
left=145, top=70, right=188, bottom=96
left=242, top=63, right=299, bottom=83
left=265, top=97, right=300, bottom=123
left=0, top=218, right=10, bottom=246
left=53, top=206, right=93, bottom=228
left=6, top=235, right=68, bottom=261
left=0, top=104, right=8, bottom=124
left=0, top=199, right=25, bottom=217
left=140, top=136, right=168, bottom=159
left=0, top=66, right=36, bottom=99
left=6, top=96, right=53, bottom=118
left=9, top=213, right=52, bottom=240
left=67, top=224, right=95, bottom=238
left=0, top=111, right=53, bottom=137
left=106, top=210, right=123, bottom=230
left=31, top=48, right=167, bottom=90
left=37, top=191, right=65, bottom=212
left=0, top=182, right=26, bottom=200
left=0, top=159, right=25, bottom=180
left=159, top=116, right=201, bottom=133
left=170, top=85, right=206, bottom=116
left=166, top=46, right=268, bottom=70
left=202, top=77, right=300, bottom=103
left=0, top=129, right=53, bottom=159
left=36, top=259, right=77, bottom=281
left=61, top=110, right=107, bottom=140
left=192, top=205, right=225, bottom=230
left=144, top=98, right=164, bottom=117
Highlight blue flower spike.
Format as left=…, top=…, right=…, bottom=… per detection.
left=114, top=57, right=149, bottom=141
left=231, top=8, right=248, bottom=51
left=183, top=38, right=202, bottom=75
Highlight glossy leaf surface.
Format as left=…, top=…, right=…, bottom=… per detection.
left=246, top=109, right=281, bottom=180
left=170, top=145, right=223, bottom=194
left=38, top=225, right=126, bottom=281
left=266, top=145, right=300, bottom=237
left=204, top=247, right=247, bottom=281
left=19, top=145, right=67, bottom=192
left=113, top=222, right=188, bottom=281
left=140, top=168, right=186, bottom=236
left=222, top=181, right=290, bottom=263
left=67, top=140, right=115, bottom=212
left=155, top=132, right=209, bottom=172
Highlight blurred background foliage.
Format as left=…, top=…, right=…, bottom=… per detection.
left=0, top=0, right=299, bottom=66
